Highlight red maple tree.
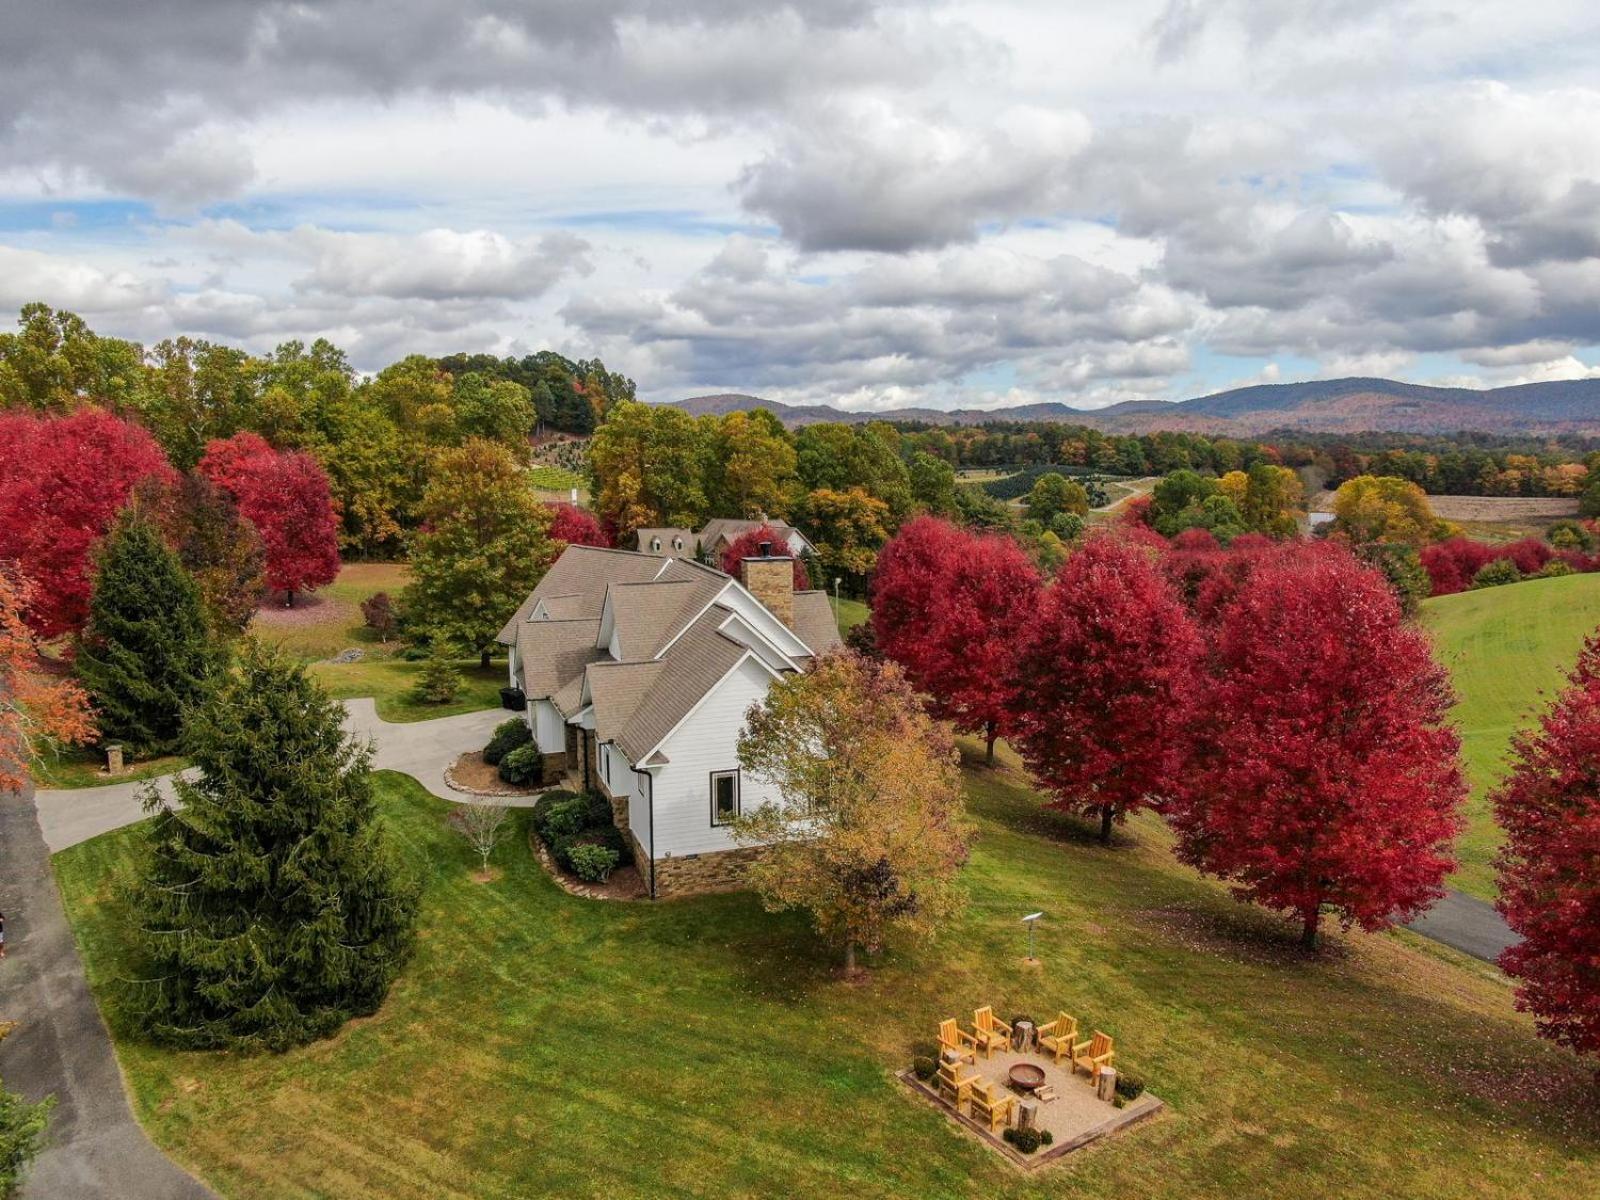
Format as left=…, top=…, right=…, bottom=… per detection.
left=1, top=565, right=96, bottom=791
left=545, top=503, right=613, bottom=549
left=197, top=432, right=340, bottom=605
left=1493, top=634, right=1600, bottom=1057
left=1167, top=541, right=1465, bottom=948
left=720, top=524, right=809, bottom=589
left=1010, top=534, right=1202, bottom=842
left=0, top=408, right=176, bottom=637
left=871, top=516, right=1041, bottom=763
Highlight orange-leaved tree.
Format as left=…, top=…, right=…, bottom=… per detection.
left=1, top=565, right=96, bottom=791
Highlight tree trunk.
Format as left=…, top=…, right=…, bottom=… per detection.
left=985, top=721, right=998, bottom=766
left=480, top=646, right=491, bottom=669
left=1099, top=804, right=1114, bottom=844
left=1300, top=908, right=1321, bottom=950
left=844, top=941, right=857, bottom=973
left=285, top=588, right=295, bottom=609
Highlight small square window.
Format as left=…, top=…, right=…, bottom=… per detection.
left=711, top=770, right=740, bottom=825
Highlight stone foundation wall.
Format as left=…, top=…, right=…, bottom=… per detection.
left=626, top=829, right=651, bottom=885
left=541, top=751, right=568, bottom=781
left=596, top=775, right=630, bottom=834
left=651, top=845, right=766, bottom=898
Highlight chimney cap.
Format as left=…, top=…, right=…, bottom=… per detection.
left=758, top=539, right=772, bottom=556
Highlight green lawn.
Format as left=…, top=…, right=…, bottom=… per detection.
left=527, top=464, right=585, bottom=492
left=1421, top=571, right=1600, bottom=899
left=834, top=595, right=869, bottom=635
left=33, top=749, right=183, bottom=790
left=55, top=758, right=1600, bottom=1199
left=252, top=562, right=502, bottom=721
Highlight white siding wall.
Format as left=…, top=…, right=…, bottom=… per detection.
left=627, top=774, right=652, bottom=856
left=532, top=700, right=564, bottom=752
left=648, top=657, right=784, bottom=859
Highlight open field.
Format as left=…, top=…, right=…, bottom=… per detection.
left=1421, top=571, right=1600, bottom=899
left=55, top=757, right=1600, bottom=1200
left=250, top=562, right=504, bottom=721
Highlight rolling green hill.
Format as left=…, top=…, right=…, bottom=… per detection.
left=1421, top=572, right=1600, bottom=899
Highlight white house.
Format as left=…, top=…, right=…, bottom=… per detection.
left=496, top=540, right=843, bottom=897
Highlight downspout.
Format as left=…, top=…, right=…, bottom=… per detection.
left=646, top=770, right=656, bottom=900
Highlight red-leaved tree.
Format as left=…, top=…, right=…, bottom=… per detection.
left=871, top=516, right=1041, bottom=763
left=1493, top=633, right=1600, bottom=1058
left=0, top=408, right=176, bottom=637
left=1011, top=534, right=1202, bottom=842
left=1, top=565, right=97, bottom=791
left=545, top=503, right=613, bottom=550
left=198, top=433, right=340, bottom=605
left=719, top=524, right=809, bottom=589
left=1167, top=541, right=1466, bottom=949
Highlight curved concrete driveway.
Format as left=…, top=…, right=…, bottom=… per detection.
left=1, top=784, right=216, bottom=1200
left=34, top=700, right=518, bottom=853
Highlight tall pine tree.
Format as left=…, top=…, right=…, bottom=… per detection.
left=126, top=640, right=418, bottom=1051
left=76, top=512, right=219, bottom=754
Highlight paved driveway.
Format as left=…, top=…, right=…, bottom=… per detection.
left=0, top=784, right=216, bottom=1200
left=34, top=700, right=518, bottom=853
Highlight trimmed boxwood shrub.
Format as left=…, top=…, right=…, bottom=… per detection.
left=1471, top=558, right=1521, bottom=589
left=912, top=1055, right=937, bottom=1081
left=497, top=742, right=544, bottom=787
left=483, top=718, right=532, bottom=766
left=1003, top=1127, right=1043, bottom=1154
left=568, top=842, right=620, bottom=883
left=1113, top=1071, right=1146, bottom=1102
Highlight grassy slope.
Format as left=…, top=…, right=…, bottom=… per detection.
left=1421, top=571, right=1600, bottom=899
left=55, top=762, right=1599, bottom=1200
left=251, top=562, right=503, bottom=722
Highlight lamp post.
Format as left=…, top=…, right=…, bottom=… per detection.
left=1021, top=911, right=1043, bottom=965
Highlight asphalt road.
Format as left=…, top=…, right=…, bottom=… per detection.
left=0, top=783, right=216, bottom=1200
left=1406, top=888, right=1518, bottom=963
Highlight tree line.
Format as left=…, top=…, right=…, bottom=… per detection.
left=0, top=302, right=634, bottom=557
left=867, top=516, right=1600, bottom=1064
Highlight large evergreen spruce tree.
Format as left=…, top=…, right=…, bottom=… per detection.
left=76, top=511, right=219, bottom=753
left=126, top=640, right=419, bottom=1051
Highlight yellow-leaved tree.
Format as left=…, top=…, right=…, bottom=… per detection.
left=1331, top=474, right=1449, bottom=545
left=731, top=653, right=970, bottom=975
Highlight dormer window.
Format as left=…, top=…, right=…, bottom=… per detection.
left=673, top=536, right=684, bottom=552
left=651, top=537, right=662, bottom=552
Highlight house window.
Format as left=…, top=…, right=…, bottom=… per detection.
left=602, top=745, right=612, bottom=786
left=673, top=536, right=684, bottom=552
left=710, top=770, right=740, bottom=825
left=651, top=537, right=662, bottom=552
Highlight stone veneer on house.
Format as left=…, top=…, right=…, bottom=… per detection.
left=651, top=845, right=767, bottom=898
left=738, top=555, right=795, bottom=628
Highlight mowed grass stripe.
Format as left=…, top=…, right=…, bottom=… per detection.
left=1421, top=571, right=1600, bottom=899
left=55, top=765, right=1600, bottom=1199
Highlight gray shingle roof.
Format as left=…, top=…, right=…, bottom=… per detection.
left=610, top=609, right=752, bottom=763
left=515, top=619, right=605, bottom=701
left=496, top=545, right=664, bottom=644
left=791, top=590, right=844, bottom=656
left=697, top=517, right=811, bottom=553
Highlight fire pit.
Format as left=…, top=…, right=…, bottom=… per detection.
left=1007, top=1062, right=1047, bottom=1094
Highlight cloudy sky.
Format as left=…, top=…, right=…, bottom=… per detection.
left=4, top=1, right=1600, bottom=411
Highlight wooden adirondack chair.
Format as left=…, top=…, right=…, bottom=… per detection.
left=935, top=1059, right=977, bottom=1111
left=968, top=1078, right=1017, bottom=1133
left=1037, top=1012, right=1079, bottom=1065
left=972, top=1006, right=1013, bottom=1058
left=938, top=1018, right=978, bottom=1065
left=1072, top=1031, right=1115, bottom=1080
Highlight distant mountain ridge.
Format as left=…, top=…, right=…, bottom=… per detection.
left=667, top=378, right=1600, bottom=436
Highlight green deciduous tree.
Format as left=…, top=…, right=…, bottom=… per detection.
left=588, top=400, right=709, bottom=537
left=0, top=1021, right=52, bottom=1200
left=704, top=409, right=798, bottom=519
left=731, top=653, right=970, bottom=973
left=909, top=451, right=959, bottom=517
left=1025, top=473, right=1089, bottom=524
left=403, top=439, right=558, bottom=666
left=75, top=513, right=220, bottom=754
left=453, top=372, right=534, bottom=450
left=125, top=641, right=419, bottom=1051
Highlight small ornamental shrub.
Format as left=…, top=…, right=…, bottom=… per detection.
left=1537, top=559, right=1577, bottom=579
left=567, top=842, right=620, bottom=883
left=1471, top=558, right=1522, bottom=589
left=1003, top=1127, right=1043, bottom=1153
left=912, top=1055, right=937, bottom=1081
left=1113, top=1094, right=1126, bottom=1109
left=483, top=718, right=532, bottom=766
left=1114, top=1071, right=1146, bottom=1101
left=497, top=742, right=544, bottom=787
left=530, top=790, right=582, bottom=838
left=1040, top=1130, right=1054, bottom=1146
left=1547, top=519, right=1597, bottom=552
left=413, top=644, right=462, bottom=703
left=542, top=794, right=592, bottom=839
left=361, top=591, right=398, bottom=641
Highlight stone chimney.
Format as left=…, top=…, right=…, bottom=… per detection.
left=740, top=541, right=795, bottom=628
